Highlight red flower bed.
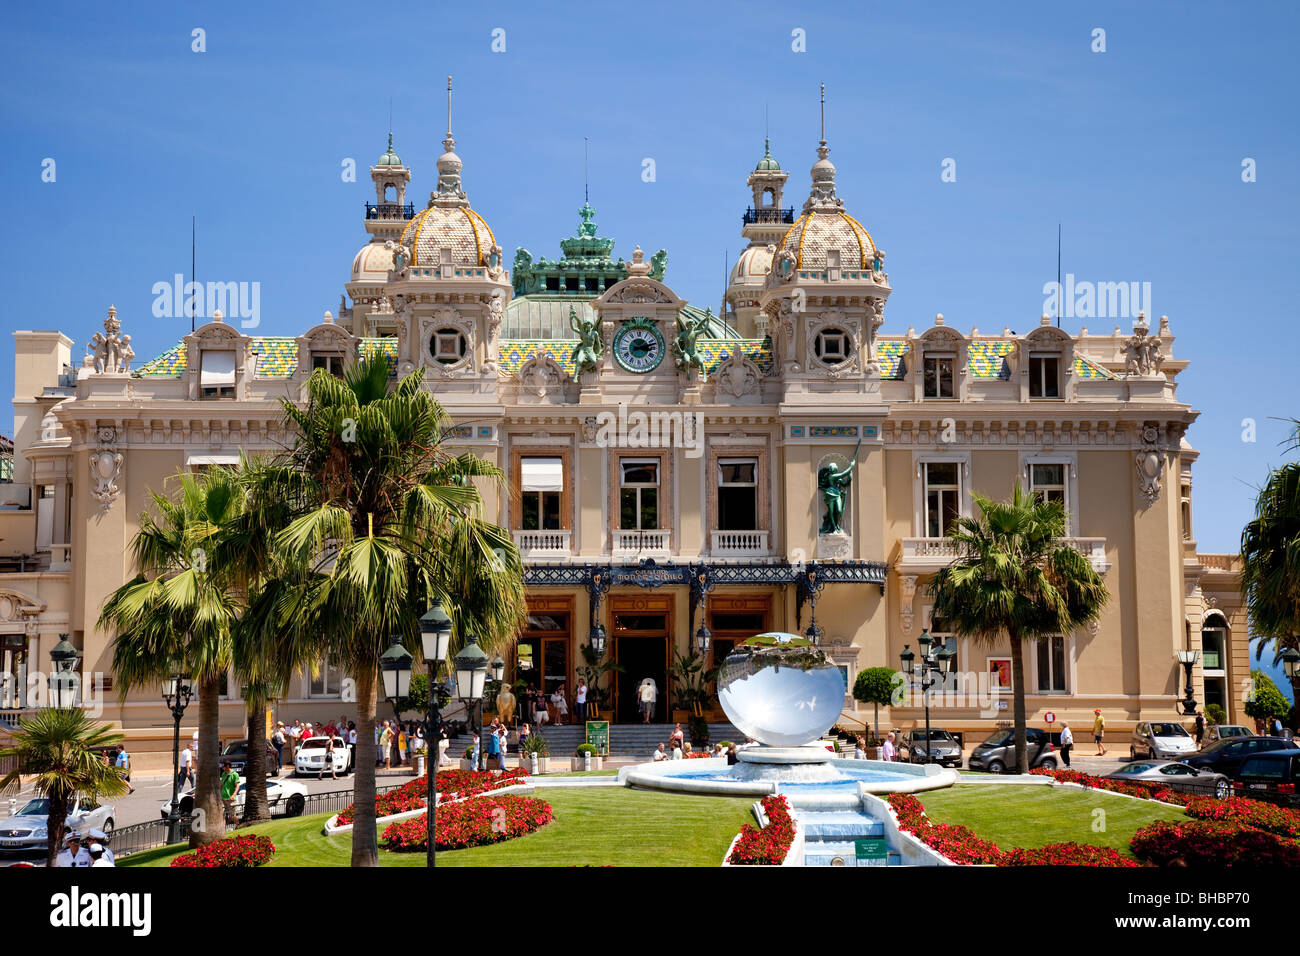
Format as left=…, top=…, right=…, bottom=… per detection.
left=1182, top=796, right=1300, bottom=838
left=727, top=795, right=796, bottom=865
left=170, top=834, right=275, bottom=868
left=435, top=767, right=529, bottom=800
left=336, top=787, right=426, bottom=827
left=1131, top=819, right=1300, bottom=867
left=1029, top=767, right=1192, bottom=806
left=886, top=794, right=1136, bottom=866
left=379, top=794, right=553, bottom=851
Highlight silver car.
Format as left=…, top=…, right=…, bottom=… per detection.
left=0, top=793, right=115, bottom=852
left=1130, top=721, right=1198, bottom=761
left=1104, top=760, right=1232, bottom=800
left=1203, top=724, right=1254, bottom=747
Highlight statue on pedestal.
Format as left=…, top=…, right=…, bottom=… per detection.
left=818, top=434, right=863, bottom=534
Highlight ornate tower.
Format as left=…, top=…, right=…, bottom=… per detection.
left=346, top=132, right=414, bottom=335
left=726, top=140, right=793, bottom=337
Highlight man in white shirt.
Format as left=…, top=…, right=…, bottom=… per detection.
left=652, top=743, right=666, bottom=762
left=55, top=833, right=91, bottom=867
left=881, top=732, right=896, bottom=762
left=1059, top=723, right=1074, bottom=767
left=178, top=744, right=194, bottom=792
left=85, top=828, right=115, bottom=865
left=88, top=843, right=114, bottom=867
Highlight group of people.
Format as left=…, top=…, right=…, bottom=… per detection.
left=652, top=726, right=745, bottom=764
left=520, top=680, right=588, bottom=726
left=55, top=828, right=115, bottom=867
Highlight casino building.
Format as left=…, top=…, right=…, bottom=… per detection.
left=0, top=107, right=1251, bottom=765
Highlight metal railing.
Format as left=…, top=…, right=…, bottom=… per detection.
left=743, top=207, right=795, bottom=225
left=365, top=202, right=415, bottom=220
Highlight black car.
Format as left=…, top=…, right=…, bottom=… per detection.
left=967, top=727, right=1057, bottom=773
left=1233, top=750, right=1300, bottom=807
left=1184, top=735, right=1300, bottom=778
left=220, top=739, right=280, bottom=776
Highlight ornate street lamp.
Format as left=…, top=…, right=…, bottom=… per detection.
left=588, top=624, right=606, bottom=657
left=490, top=656, right=506, bottom=684
left=162, top=671, right=194, bottom=845
left=901, top=630, right=948, bottom=764
left=47, top=635, right=80, bottom=710
left=455, top=635, right=489, bottom=771
left=1175, top=648, right=1200, bottom=716
left=380, top=636, right=414, bottom=702
left=695, top=623, right=712, bottom=657
left=417, top=598, right=452, bottom=869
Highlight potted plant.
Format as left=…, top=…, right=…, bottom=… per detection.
left=459, top=744, right=477, bottom=771
left=521, top=730, right=550, bottom=774
left=688, top=714, right=710, bottom=748
left=572, top=742, right=603, bottom=772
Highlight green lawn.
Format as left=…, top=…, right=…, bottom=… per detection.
left=122, top=787, right=753, bottom=868
left=916, top=784, right=1188, bottom=856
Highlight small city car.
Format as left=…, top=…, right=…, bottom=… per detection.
left=1203, top=724, right=1254, bottom=747
left=1185, top=736, right=1300, bottom=778
left=905, top=729, right=963, bottom=767
left=294, top=736, right=351, bottom=777
left=1104, top=760, right=1232, bottom=800
left=967, top=728, right=1057, bottom=773
left=1232, top=751, right=1300, bottom=807
left=1129, top=721, right=1198, bottom=761
left=0, top=793, right=115, bottom=852
left=161, top=776, right=307, bottom=820
left=220, top=738, right=279, bottom=776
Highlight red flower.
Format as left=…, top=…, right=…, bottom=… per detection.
left=170, top=834, right=275, bottom=868
left=380, top=794, right=553, bottom=852
left=727, top=795, right=796, bottom=865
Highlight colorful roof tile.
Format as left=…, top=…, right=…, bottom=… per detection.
left=252, top=338, right=297, bottom=378
left=967, top=341, right=1014, bottom=380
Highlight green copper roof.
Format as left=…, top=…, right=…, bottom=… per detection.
left=513, top=203, right=666, bottom=297
left=377, top=132, right=402, bottom=167
left=756, top=137, right=780, bottom=171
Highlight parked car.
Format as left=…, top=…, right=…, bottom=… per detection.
left=1232, top=750, right=1300, bottom=807
left=0, top=793, right=115, bottom=852
left=1104, top=760, right=1232, bottom=800
left=905, top=729, right=963, bottom=767
left=1185, top=735, right=1300, bottom=778
left=1203, top=724, right=1254, bottom=747
left=967, top=727, right=1057, bottom=773
left=1129, top=721, right=1198, bottom=761
left=161, top=776, right=307, bottom=820
left=220, top=738, right=279, bottom=776
left=294, top=736, right=351, bottom=777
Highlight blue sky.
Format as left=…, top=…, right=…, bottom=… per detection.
left=1, top=0, right=1297, bottom=552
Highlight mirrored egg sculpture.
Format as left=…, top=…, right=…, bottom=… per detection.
left=717, top=632, right=846, bottom=747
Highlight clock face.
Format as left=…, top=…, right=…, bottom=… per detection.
left=613, top=321, right=665, bottom=373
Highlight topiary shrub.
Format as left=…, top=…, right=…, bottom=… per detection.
left=1205, top=703, right=1227, bottom=725
left=574, top=743, right=598, bottom=758
left=853, top=667, right=900, bottom=740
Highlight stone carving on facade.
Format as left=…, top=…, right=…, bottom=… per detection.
left=615, top=280, right=672, bottom=304
left=90, top=426, right=124, bottom=513
left=672, top=309, right=710, bottom=379
left=807, top=312, right=860, bottom=380
left=581, top=416, right=598, bottom=443
left=713, top=348, right=761, bottom=398
left=486, top=242, right=504, bottom=278
left=487, top=289, right=506, bottom=345
left=87, top=306, right=134, bottom=374
left=900, top=574, right=918, bottom=634
left=422, top=307, right=475, bottom=378
left=517, top=351, right=567, bottom=399
left=384, top=240, right=411, bottom=274
left=568, top=306, right=603, bottom=383
left=1123, top=314, right=1164, bottom=377
left=1136, top=424, right=1164, bottom=504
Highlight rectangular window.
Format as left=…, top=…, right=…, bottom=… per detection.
left=520, top=457, right=563, bottom=531
left=199, top=351, right=236, bottom=400
left=309, top=659, right=343, bottom=698
left=1029, top=354, right=1060, bottom=398
left=717, top=457, right=758, bottom=531
left=619, top=459, right=659, bottom=530
left=35, top=484, right=54, bottom=552
left=1029, top=463, right=1067, bottom=508
left=923, top=354, right=955, bottom=398
left=1036, top=636, right=1067, bottom=692
left=923, top=462, right=961, bottom=538
left=1201, top=628, right=1225, bottom=672
left=311, top=354, right=345, bottom=378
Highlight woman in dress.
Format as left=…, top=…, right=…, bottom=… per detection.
left=551, top=684, right=569, bottom=725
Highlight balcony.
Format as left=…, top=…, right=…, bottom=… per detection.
left=365, top=202, right=415, bottom=220
left=710, top=530, right=771, bottom=558
left=612, top=529, right=671, bottom=560
left=742, top=207, right=795, bottom=225
left=899, top=536, right=1110, bottom=574
left=512, top=529, right=572, bottom=561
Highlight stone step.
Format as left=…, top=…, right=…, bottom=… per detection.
left=796, top=811, right=886, bottom=840
left=803, top=839, right=900, bottom=867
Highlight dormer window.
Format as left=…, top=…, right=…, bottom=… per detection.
left=199, top=350, right=236, bottom=400
left=312, top=353, right=345, bottom=378
left=923, top=353, right=956, bottom=398
left=1029, top=353, right=1060, bottom=398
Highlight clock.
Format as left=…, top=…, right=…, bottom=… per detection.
left=612, top=318, right=666, bottom=373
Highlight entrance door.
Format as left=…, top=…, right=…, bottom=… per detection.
left=611, top=594, right=672, bottom=723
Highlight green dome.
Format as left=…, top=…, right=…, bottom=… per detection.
left=755, top=137, right=780, bottom=171
left=377, top=132, right=402, bottom=167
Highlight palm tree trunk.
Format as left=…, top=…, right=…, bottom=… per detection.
left=46, top=793, right=68, bottom=868
left=190, top=675, right=227, bottom=847
left=1010, top=631, right=1029, bottom=774
left=242, top=705, right=269, bottom=824
left=351, top=657, right=379, bottom=867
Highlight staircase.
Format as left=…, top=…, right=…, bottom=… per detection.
left=796, top=805, right=901, bottom=867
left=448, top=723, right=746, bottom=760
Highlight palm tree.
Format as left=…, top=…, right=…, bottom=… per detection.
left=1241, top=421, right=1300, bottom=666
left=0, top=709, right=128, bottom=866
left=929, top=485, right=1108, bottom=773
left=98, top=470, right=240, bottom=847
left=250, top=357, right=526, bottom=865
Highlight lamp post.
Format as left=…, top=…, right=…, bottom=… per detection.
left=587, top=624, right=606, bottom=719
left=455, top=634, right=488, bottom=771
left=1175, top=648, right=1200, bottom=717
left=901, top=630, right=952, bottom=764
left=1281, top=648, right=1300, bottom=723
left=47, top=636, right=80, bottom=710
left=416, top=600, right=453, bottom=867
left=162, top=672, right=194, bottom=845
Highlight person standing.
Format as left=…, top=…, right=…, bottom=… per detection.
left=114, top=743, right=134, bottom=795
left=397, top=727, right=408, bottom=766
left=178, top=742, right=194, bottom=792
left=1194, top=709, right=1206, bottom=747
left=220, top=760, right=240, bottom=824
left=379, top=721, right=393, bottom=770
left=486, top=720, right=501, bottom=768
left=669, top=723, right=685, bottom=749
left=321, top=737, right=338, bottom=781
left=881, top=732, right=896, bottom=762
left=1059, top=723, right=1074, bottom=767
left=1092, top=709, right=1106, bottom=756
left=638, top=679, right=656, bottom=724
left=854, top=736, right=866, bottom=760
left=88, top=843, right=114, bottom=867
left=575, top=679, right=588, bottom=724
left=55, top=833, right=91, bottom=868
left=550, top=685, right=568, bottom=725
left=272, top=723, right=286, bottom=771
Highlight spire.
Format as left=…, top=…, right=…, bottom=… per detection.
left=434, top=74, right=466, bottom=204
left=377, top=130, right=401, bottom=167
left=804, top=83, right=842, bottom=213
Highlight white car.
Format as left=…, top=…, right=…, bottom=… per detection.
left=161, top=777, right=307, bottom=820
left=0, top=793, right=115, bottom=852
left=294, top=736, right=351, bottom=777
left=1130, top=721, right=1199, bottom=761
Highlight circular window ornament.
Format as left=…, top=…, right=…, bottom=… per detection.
left=430, top=328, right=468, bottom=366
left=813, top=328, right=852, bottom=366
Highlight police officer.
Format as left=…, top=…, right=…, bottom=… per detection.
left=85, top=827, right=114, bottom=865
left=55, top=832, right=91, bottom=867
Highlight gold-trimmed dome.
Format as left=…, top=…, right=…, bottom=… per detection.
left=351, top=241, right=395, bottom=282
left=399, top=205, right=497, bottom=268
left=730, top=244, right=775, bottom=285
left=778, top=210, right=876, bottom=271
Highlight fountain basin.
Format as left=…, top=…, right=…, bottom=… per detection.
left=620, top=754, right=959, bottom=797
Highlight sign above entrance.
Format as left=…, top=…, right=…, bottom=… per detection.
left=607, top=565, right=691, bottom=588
